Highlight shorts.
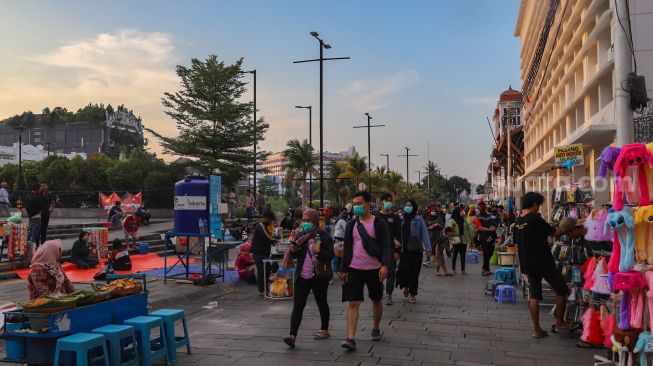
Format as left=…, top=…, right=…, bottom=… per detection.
left=527, top=267, right=569, bottom=300
left=342, top=268, right=384, bottom=302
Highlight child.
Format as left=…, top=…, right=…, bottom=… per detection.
left=235, top=242, right=257, bottom=284
left=434, top=227, right=454, bottom=276
left=109, top=239, right=132, bottom=271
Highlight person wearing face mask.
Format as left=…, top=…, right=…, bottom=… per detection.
left=448, top=207, right=473, bottom=275
left=251, top=210, right=278, bottom=295
left=376, top=193, right=402, bottom=305
left=283, top=209, right=335, bottom=348
left=396, top=199, right=431, bottom=304
left=339, top=191, right=392, bottom=351
left=423, top=204, right=444, bottom=267
left=474, top=202, right=498, bottom=276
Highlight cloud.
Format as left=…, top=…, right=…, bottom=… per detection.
left=463, top=96, right=497, bottom=107
left=341, top=69, right=420, bottom=111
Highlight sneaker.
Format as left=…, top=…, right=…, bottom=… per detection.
left=341, top=338, right=356, bottom=350
left=422, top=261, right=430, bottom=267
left=385, top=294, right=393, bottom=306
left=371, top=329, right=382, bottom=341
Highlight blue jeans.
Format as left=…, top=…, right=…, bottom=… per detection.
left=28, top=217, right=41, bottom=245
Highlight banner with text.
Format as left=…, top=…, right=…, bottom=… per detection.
left=100, top=192, right=143, bottom=214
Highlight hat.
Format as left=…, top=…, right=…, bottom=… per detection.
left=558, top=217, right=585, bottom=234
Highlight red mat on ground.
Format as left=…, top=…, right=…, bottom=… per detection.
left=11, top=253, right=167, bottom=283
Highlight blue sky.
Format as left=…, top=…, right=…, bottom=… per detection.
left=0, top=0, right=521, bottom=183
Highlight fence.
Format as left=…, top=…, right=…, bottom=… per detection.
left=7, top=187, right=176, bottom=209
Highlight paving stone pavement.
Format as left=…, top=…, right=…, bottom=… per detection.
left=151, top=260, right=602, bottom=366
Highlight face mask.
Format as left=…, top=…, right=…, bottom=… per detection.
left=404, top=206, right=414, bottom=214
left=383, top=202, right=393, bottom=210
left=302, top=222, right=315, bottom=232
left=353, top=205, right=365, bottom=216
left=430, top=211, right=437, bottom=216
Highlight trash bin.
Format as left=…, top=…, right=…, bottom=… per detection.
left=138, top=242, right=149, bottom=254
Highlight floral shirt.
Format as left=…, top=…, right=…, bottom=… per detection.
left=27, top=266, right=74, bottom=300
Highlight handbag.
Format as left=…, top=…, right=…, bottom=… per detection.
left=307, top=243, right=333, bottom=280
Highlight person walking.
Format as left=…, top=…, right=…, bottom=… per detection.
left=474, top=201, right=498, bottom=276
left=284, top=208, right=334, bottom=348
left=448, top=206, right=472, bottom=275
left=423, top=205, right=443, bottom=267
left=250, top=210, right=277, bottom=295
left=256, top=190, right=266, bottom=217
left=339, top=191, right=392, bottom=351
left=229, top=188, right=237, bottom=220
left=396, top=199, right=431, bottom=303
left=245, top=189, right=255, bottom=223
left=39, top=182, right=54, bottom=245
left=377, top=193, right=402, bottom=305
left=0, top=182, right=10, bottom=217
left=513, top=192, right=577, bottom=338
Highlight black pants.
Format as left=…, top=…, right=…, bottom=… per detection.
left=398, top=251, right=423, bottom=296
left=290, top=277, right=330, bottom=336
left=253, top=253, right=270, bottom=293
left=482, top=241, right=494, bottom=271
left=385, top=258, right=397, bottom=295
left=40, top=214, right=50, bottom=245
left=72, top=258, right=99, bottom=269
left=451, top=244, right=467, bottom=272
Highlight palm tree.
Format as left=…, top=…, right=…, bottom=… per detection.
left=326, top=161, right=353, bottom=206
left=283, top=139, right=318, bottom=209
left=338, top=153, right=368, bottom=190
left=381, top=171, right=404, bottom=198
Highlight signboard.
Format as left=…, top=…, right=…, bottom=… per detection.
left=210, top=175, right=223, bottom=240
left=173, top=196, right=207, bottom=210
left=554, top=144, right=584, bottom=167
left=99, top=192, right=142, bottom=214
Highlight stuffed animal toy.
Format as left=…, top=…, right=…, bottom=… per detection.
left=599, top=146, right=622, bottom=179
left=613, top=326, right=643, bottom=352
left=635, top=205, right=653, bottom=264
left=613, top=143, right=653, bottom=210
left=634, top=331, right=653, bottom=366
left=605, top=207, right=635, bottom=272
left=620, top=291, right=632, bottom=330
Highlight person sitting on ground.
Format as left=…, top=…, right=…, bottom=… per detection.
left=28, top=239, right=75, bottom=299
left=109, top=239, right=132, bottom=271
left=108, top=201, right=124, bottom=225
left=433, top=227, right=453, bottom=276
left=235, top=242, right=257, bottom=284
left=70, top=231, right=100, bottom=269
left=135, top=203, right=151, bottom=226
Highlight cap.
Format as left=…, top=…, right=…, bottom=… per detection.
left=558, top=217, right=585, bottom=234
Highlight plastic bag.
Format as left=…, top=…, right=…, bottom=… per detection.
left=489, top=248, right=499, bottom=265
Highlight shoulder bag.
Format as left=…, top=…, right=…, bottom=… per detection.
left=355, top=219, right=382, bottom=260
left=306, top=244, right=333, bottom=280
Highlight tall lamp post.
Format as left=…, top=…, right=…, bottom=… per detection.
left=353, top=113, right=385, bottom=193
left=14, top=126, right=26, bottom=191
left=294, top=32, right=350, bottom=209
left=398, top=147, right=418, bottom=184
left=240, top=70, right=257, bottom=197
left=295, top=105, right=313, bottom=204
left=380, top=154, right=390, bottom=172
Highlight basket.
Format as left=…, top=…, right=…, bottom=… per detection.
left=498, top=252, right=517, bottom=266
left=21, top=302, right=77, bottom=314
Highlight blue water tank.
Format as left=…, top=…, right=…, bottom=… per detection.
left=174, top=176, right=209, bottom=234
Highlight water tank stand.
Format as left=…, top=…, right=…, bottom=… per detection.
left=162, top=231, right=212, bottom=284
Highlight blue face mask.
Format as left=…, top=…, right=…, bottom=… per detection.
left=353, top=205, right=365, bottom=216
left=404, top=206, right=414, bottom=214
left=383, top=201, right=393, bottom=210
left=302, top=222, right=315, bottom=232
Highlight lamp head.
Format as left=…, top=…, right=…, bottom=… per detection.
left=294, top=106, right=304, bottom=109
left=324, top=43, right=332, bottom=49
left=365, top=112, right=370, bottom=117
left=310, top=31, right=319, bottom=37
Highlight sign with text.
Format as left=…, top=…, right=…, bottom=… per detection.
left=174, top=196, right=207, bottom=210
left=210, top=175, right=223, bottom=240
left=554, top=144, right=584, bottom=167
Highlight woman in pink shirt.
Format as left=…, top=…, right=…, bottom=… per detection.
left=283, top=209, right=335, bottom=349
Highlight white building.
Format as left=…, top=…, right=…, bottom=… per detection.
left=515, top=0, right=653, bottom=215
left=0, top=143, right=86, bottom=166
left=260, top=146, right=357, bottom=179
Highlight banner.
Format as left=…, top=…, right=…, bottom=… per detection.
left=209, top=175, right=223, bottom=240
left=554, top=144, right=584, bottom=167
left=99, top=192, right=143, bottom=214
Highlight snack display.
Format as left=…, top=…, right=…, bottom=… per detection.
left=4, top=222, right=29, bottom=260
left=92, top=278, right=143, bottom=297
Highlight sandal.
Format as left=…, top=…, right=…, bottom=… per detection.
left=403, top=288, right=409, bottom=298
left=551, top=324, right=580, bottom=333
left=283, top=335, right=296, bottom=348
left=532, top=331, right=549, bottom=339
left=314, top=330, right=330, bottom=340
left=409, top=296, right=417, bottom=303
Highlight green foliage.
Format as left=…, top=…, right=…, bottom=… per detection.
left=148, top=55, right=270, bottom=188
left=283, top=139, right=317, bottom=209
left=267, top=196, right=289, bottom=214
left=2, top=103, right=141, bottom=128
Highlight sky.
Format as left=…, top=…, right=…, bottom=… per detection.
left=0, top=0, right=522, bottom=184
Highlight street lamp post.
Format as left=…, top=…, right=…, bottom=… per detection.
left=380, top=154, right=390, bottom=172
left=294, top=31, right=350, bottom=209
left=295, top=105, right=313, bottom=204
left=398, top=147, right=418, bottom=184
left=354, top=113, right=385, bottom=194
left=240, top=70, right=257, bottom=197
left=14, top=126, right=26, bottom=191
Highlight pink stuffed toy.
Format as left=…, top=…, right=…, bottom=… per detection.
left=613, top=143, right=653, bottom=210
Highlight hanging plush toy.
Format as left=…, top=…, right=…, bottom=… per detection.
left=635, top=205, right=653, bottom=264
left=605, top=208, right=635, bottom=272
left=599, top=146, right=622, bottom=179
left=613, top=143, right=653, bottom=210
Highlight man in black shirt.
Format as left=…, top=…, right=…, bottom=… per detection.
left=108, top=201, right=124, bottom=225
left=24, top=183, right=44, bottom=247
left=39, top=182, right=54, bottom=244
left=474, top=201, right=498, bottom=276
left=377, top=192, right=402, bottom=305
left=513, top=192, right=576, bottom=338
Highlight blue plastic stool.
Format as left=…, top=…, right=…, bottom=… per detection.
left=494, top=267, right=517, bottom=285
left=494, top=285, right=517, bottom=304
left=92, top=324, right=140, bottom=366
left=466, top=251, right=480, bottom=264
left=53, top=333, right=110, bottom=366
left=149, top=309, right=191, bottom=363
left=124, top=316, right=169, bottom=366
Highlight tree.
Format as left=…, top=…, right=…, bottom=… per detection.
left=338, top=153, right=368, bottom=190
left=283, top=139, right=317, bottom=209
left=147, top=55, right=269, bottom=187
left=445, top=175, right=472, bottom=203
left=326, top=161, right=353, bottom=207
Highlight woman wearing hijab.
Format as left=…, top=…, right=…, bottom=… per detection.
left=397, top=200, right=431, bottom=303
left=27, top=239, right=74, bottom=300
left=284, top=208, right=335, bottom=348
left=448, top=207, right=473, bottom=275
left=235, top=242, right=257, bottom=284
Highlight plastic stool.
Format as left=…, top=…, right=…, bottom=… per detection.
left=92, top=324, right=140, bottom=366
left=494, top=285, right=517, bottom=304
left=53, top=333, right=110, bottom=366
left=466, top=252, right=480, bottom=264
left=124, top=316, right=169, bottom=366
left=149, top=309, right=191, bottom=363
left=494, top=267, right=517, bottom=285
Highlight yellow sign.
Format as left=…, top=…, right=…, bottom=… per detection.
left=554, top=144, right=584, bottom=167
